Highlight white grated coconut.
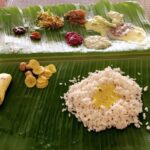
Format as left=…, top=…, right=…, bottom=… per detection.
left=63, top=67, right=143, bottom=132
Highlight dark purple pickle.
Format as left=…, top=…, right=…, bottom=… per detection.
left=13, top=26, right=26, bottom=35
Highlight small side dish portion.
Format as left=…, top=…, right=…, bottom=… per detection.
left=84, top=35, right=111, bottom=49
left=30, top=31, right=41, bottom=40
left=85, top=11, right=146, bottom=43
left=65, top=32, right=83, bottom=46
left=63, top=67, right=143, bottom=132
left=85, top=15, right=115, bottom=36
left=107, top=11, right=146, bottom=43
left=64, top=9, right=86, bottom=25
left=13, top=26, right=27, bottom=35
left=19, top=59, right=57, bottom=89
left=0, top=73, right=12, bottom=105
left=37, top=11, right=64, bottom=29
left=108, top=23, right=146, bottom=43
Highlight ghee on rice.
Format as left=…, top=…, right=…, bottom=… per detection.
left=63, top=67, right=143, bottom=132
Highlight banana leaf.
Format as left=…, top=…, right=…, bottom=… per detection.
left=0, top=0, right=150, bottom=150
left=0, top=51, right=150, bottom=150
left=0, top=0, right=150, bottom=53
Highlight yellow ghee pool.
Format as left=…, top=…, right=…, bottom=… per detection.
left=92, top=83, right=121, bottom=108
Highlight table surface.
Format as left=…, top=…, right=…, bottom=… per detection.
left=0, top=0, right=150, bottom=20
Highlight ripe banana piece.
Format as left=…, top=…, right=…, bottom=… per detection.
left=0, top=73, right=12, bottom=105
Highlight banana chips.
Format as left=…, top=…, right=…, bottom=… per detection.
left=19, top=59, right=56, bottom=89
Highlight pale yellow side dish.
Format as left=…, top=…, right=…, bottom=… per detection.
left=85, top=16, right=115, bottom=36
left=85, top=11, right=146, bottom=43
left=107, top=11, right=124, bottom=25
left=118, top=26, right=146, bottom=43
left=0, top=73, right=12, bottom=105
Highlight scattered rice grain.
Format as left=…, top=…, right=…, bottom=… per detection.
left=146, top=125, right=150, bottom=130
left=143, top=113, right=146, bottom=120
left=137, top=72, right=141, bottom=76
left=62, top=108, right=67, bottom=112
left=143, top=86, right=148, bottom=92
left=64, top=83, right=67, bottom=86
left=60, top=96, right=64, bottom=99
left=144, top=107, right=149, bottom=112
left=145, top=122, right=149, bottom=125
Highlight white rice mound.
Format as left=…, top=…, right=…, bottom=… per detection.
left=63, top=67, right=143, bottom=132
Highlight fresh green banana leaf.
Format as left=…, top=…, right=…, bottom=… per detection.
left=0, top=51, right=150, bottom=150
left=0, top=0, right=150, bottom=53
left=0, top=0, right=150, bottom=150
